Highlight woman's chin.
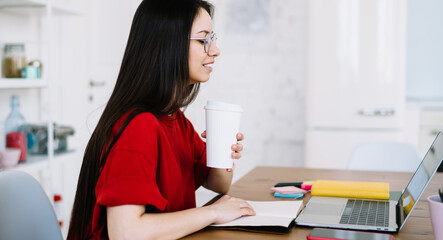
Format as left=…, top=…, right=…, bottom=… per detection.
left=190, top=78, right=210, bottom=84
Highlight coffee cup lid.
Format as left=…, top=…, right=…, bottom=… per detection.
left=204, top=101, right=243, bottom=112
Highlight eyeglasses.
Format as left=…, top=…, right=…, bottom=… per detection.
left=189, top=32, right=217, bottom=53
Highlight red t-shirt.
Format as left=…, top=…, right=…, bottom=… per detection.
left=91, top=111, right=210, bottom=239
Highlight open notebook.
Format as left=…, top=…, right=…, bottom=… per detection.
left=210, top=200, right=303, bottom=233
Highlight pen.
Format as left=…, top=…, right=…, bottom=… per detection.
left=274, top=181, right=315, bottom=190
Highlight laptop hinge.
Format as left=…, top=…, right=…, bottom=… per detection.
left=395, top=202, right=403, bottom=231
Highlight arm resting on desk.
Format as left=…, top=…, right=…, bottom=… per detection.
left=107, top=195, right=255, bottom=240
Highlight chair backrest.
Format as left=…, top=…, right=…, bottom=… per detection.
left=347, top=142, right=422, bottom=172
left=0, top=170, right=63, bottom=240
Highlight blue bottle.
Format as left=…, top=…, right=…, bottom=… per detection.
left=4, top=96, right=27, bottom=161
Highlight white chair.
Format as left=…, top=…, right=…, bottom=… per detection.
left=0, top=170, right=63, bottom=240
left=347, top=142, right=422, bottom=172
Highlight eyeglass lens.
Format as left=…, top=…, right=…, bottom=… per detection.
left=205, top=33, right=217, bottom=53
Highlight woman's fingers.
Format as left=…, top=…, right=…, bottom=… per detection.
left=244, top=201, right=254, bottom=211
left=232, top=143, right=243, bottom=152
left=231, top=143, right=243, bottom=159
left=210, top=195, right=256, bottom=224
left=235, top=198, right=255, bottom=216
left=240, top=207, right=256, bottom=216
left=230, top=197, right=255, bottom=212
left=231, top=152, right=242, bottom=159
left=236, top=133, right=244, bottom=141
left=226, top=162, right=236, bottom=172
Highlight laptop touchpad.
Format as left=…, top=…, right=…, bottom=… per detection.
left=303, top=203, right=342, bottom=216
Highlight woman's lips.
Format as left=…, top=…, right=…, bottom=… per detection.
left=203, top=63, right=213, bottom=72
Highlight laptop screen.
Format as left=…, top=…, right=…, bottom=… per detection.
left=397, top=132, right=443, bottom=229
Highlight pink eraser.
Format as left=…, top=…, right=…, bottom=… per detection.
left=270, top=186, right=307, bottom=194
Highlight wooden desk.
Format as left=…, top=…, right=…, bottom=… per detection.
left=185, top=166, right=443, bottom=240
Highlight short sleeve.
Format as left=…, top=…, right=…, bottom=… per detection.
left=96, top=149, right=168, bottom=211
left=95, top=113, right=168, bottom=212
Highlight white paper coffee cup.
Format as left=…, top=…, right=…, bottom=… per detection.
left=204, top=101, right=243, bottom=168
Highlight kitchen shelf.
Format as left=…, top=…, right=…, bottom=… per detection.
left=0, top=0, right=82, bottom=16
left=0, top=78, right=48, bottom=89
left=1, top=150, right=75, bottom=173
left=1, top=3, right=80, bottom=238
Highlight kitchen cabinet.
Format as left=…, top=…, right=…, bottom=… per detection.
left=419, top=109, right=443, bottom=154
left=405, top=0, right=443, bottom=101
left=0, top=0, right=81, bottom=236
left=418, top=108, right=443, bottom=172
left=304, top=0, right=408, bottom=169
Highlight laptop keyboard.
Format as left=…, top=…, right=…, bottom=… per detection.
left=339, top=199, right=389, bottom=227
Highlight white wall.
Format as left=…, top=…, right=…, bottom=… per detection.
left=174, top=0, right=308, bottom=205
left=186, top=0, right=308, bottom=182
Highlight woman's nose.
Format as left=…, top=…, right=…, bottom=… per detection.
left=208, top=42, right=221, bottom=57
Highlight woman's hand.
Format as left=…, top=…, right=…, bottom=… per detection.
left=207, top=195, right=255, bottom=224
left=231, top=133, right=244, bottom=159
left=201, top=131, right=244, bottom=171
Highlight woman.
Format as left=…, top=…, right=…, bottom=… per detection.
left=67, top=0, right=255, bottom=239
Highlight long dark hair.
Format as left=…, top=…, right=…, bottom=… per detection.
left=68, top=1, right=213, bottom=239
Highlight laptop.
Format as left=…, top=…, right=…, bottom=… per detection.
left=295, top=132, right=443, bottom=232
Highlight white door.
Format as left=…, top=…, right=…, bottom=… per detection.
left=305, top=0, right=408, bottom=169
left=86, top=0, right=141, bottom=131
